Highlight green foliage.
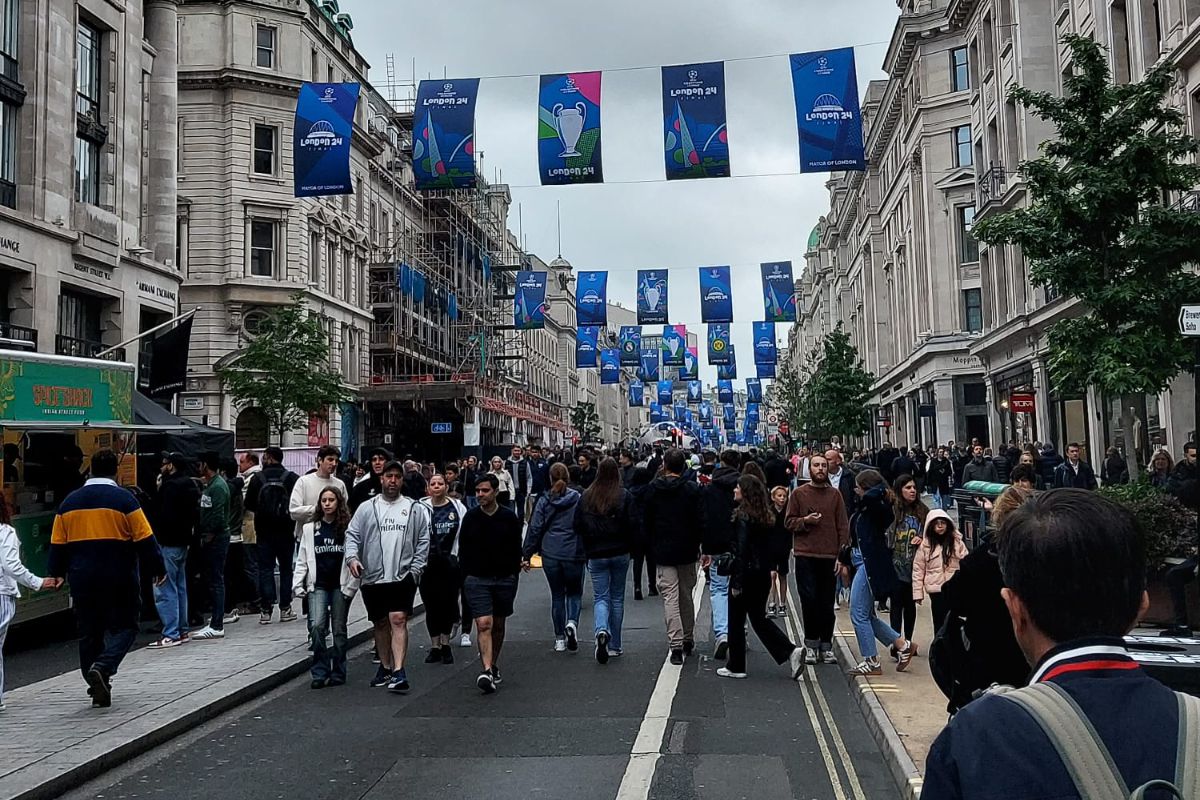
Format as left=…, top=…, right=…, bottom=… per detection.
left=1098, top=479, right=1198, bottom=568
left=972, top=34, right=1200, bottom=397
left=217, top=294, right=352, bottom=443
left=777, top=325, right=874, bottom=443
left=570, top=401, right=601, bottom=443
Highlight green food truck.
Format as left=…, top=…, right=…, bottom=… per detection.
left=1, top=351, right=141, bottom=624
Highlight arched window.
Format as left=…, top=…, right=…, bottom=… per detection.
left=235, top=407, right=269, bottom=449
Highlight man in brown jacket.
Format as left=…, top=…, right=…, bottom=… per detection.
left=785, top=453, right=849, bottom=663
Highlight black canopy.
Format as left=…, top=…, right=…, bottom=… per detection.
left=133, top=393, right=234, bottom=487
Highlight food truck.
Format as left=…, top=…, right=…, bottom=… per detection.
left=1, top=350, right=140, bottom=623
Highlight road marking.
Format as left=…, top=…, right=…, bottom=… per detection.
left=615, top=571, right=708, bottom=800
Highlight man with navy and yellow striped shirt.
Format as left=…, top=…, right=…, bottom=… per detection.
left=49, top=448, right=164, bottom=708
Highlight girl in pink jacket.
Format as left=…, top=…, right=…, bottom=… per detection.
left=911, top=508, right=968, bottom=630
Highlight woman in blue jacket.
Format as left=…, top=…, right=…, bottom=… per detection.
left=522, top=462, right=584, bottom=652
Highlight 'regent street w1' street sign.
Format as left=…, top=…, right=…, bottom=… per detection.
left=1179, top=305, right=1200, bottom=336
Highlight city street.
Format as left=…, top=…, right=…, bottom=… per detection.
left=42, top=572, right=895, bottom=800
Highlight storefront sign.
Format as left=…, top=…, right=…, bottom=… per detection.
left=0, top=355, right=133, bottom=425
left=0, top=235, right=20, bottom=254
left=73, top=262, right=114, bottom=282
left=138, top=280, right=178, bottom=305
left=1010, top=392, right=1036, bottom=413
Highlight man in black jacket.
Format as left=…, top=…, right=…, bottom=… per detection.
left=926, top=447, right=954, bottom=507
left=151, top=453, right=200, bottom=646
left=700, top=450, right=740, bottom=659
left=349, top=447, right=390, bottom=512
left=877, top=442, right=900, bottom=483
left=643, top=448, right=705, bottom=665
left=244, top=447, right=298, bottom=624
left=762, top=449, right=793, bottom=490
left=504, top=445, right=534, bottom=523
left=826, top=449, right=856, bottom=515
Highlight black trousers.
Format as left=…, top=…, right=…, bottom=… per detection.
left=631, top=543, right=656, bottom=594
left=728, top=570, right=795, bottom=674
left=423, top=559, right=462, bottom=637
left=929, top=592, right=948, bottom=633
left=73, top=584, right=139, bottom=679
left=794, top=555, right=837, bottom=648
left=890, top=582, right=917, bottom=641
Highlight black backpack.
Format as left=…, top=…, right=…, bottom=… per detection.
left=256, top=471, right=293, bottom=524
left=929, top=607, right=979, bottom=713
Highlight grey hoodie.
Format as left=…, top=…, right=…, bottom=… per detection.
left=344, top=494, right=431, bottom=585
left=522, top=489, right=584, bottom=561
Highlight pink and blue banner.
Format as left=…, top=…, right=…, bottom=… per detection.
left=576, top=271, right=609, bottom=326
left=637, top=270, right=669, bottom=325
left=293, top=82, right=360, bottom=197
left=699, top=266, right=733, bottom=324
left=790, top=48, right=866, bottom=173
left=761, top=261, right=797, bottom=322
left=576, top=325, right=600, bottom=368
left=514, top=270, right=548, bottom=330
left=661, top=324, right=687, bottom=367
left=538, top=72, right=603, bottom=185
left=662, top=62, right=730, bottom=180
left=413, top=79, right=480, bottom=189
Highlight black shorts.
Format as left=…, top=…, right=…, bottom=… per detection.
left=360, top=575, right=418, bottom=622
left=774, top=556, right=791, bottom=576
left=463, top=575, right=518, bottom=619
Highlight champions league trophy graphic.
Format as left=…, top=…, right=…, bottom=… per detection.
left=553, top=102, right=587, bottom=158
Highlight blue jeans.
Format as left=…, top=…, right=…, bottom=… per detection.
left=541, top=556, right=584, bottom=637
left=849, top=548, right=901, bottom=660
left=708, top=564, right=729, bottom=640
left=202, top=535, right=230, bottom=630
left=308, top=588, right=349, bottom=682
left=153, top=546, right=189, bottom=640
left=589, top=555, right=630, bottom=650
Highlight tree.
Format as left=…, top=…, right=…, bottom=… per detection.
left=570, top=401, right=601, bottom=443
left=217, top=294, right=352, bottom=444
left=973, top=35, right=1200, bottom=471
left=776, top=325, right=874, bottom=443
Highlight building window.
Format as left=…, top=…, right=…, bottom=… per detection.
left=74, top=21, right=106, bottom=206
left=1, top=0, right=17, bottom=81
left=958, top=205, right=979, bottom=263
left=950, top=47, right=969, bottom=92
left=255, top=25, right=276, bottom=69
left=953, top=125, right=972, bottom=167
left=75, top=22, right=101, bottom=120
left=252, top=124, right=275, bottom=174
left=325, top=239, right=335, bottom=293
left=249, top=219, right=276, bottom=277
left=0, top=100, right=14, bottom=207
left=310, top=48, right=319, bottom=81
left=309, top=230, right=320, bottom=285
left=74, top=136, right=100, bottom=205
left=963, top=288, right=983, bottom=333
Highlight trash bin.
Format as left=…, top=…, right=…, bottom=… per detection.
left=952, top=481, right=1010, bottom=550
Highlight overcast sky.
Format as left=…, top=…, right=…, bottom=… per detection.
left=354, top=0, right=900, bottom=385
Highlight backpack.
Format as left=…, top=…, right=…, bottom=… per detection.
left=256, top=471, right=293, bottom=524
left=995, top=681, right=1200, bottom=799
left=928, top=609, right=978, bottom=712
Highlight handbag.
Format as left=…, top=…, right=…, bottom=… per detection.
left=712, top=552, right=739, bottom=577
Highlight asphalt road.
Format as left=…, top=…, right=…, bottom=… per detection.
left=60, top=568, right=896, bottom=800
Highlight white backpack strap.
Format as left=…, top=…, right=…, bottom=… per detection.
left=1001, top=682, right=1128, bottom=800
left=1176, top=692, right=1200, bottom=795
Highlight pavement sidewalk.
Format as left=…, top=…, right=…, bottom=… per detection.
left=0, top=596, right=390, bottom=800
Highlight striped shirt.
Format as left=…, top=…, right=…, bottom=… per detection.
left=49, top=478, right=163, bottom=589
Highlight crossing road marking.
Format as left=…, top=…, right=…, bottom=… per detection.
left=615, top=571, right=708, bottom=800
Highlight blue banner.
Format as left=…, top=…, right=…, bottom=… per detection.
left=412, top=271, right=426, bottom=306
left=679, top=345, right=699, bottom=381
left=650, top=403, right=665, bottom=423
left=761, top=261, right=798, bottom=322
left=707, top=323, right=731, bottom=366
left=756, top=361, right=776, bottom=379
left=629, top=380, right=644, bottom=407
left=699, top=401, right=713, bottom=425
left=687, top=380, right=703, bottom=404
left=293, top=83, right=360, bottom=197
left=619, top=326, right=642, bottom=367
left=699, top=266, right=733, bottom=324
left=538, top=71, right=603, bottom=186
left=747, top=378, right=763, bottom=404
left=576, top=271, right=608, bottom=326
left=747, top=403, right=761, bottom=426
left=790, top=48, right=866, bottom=173
left=718, top=344, right=737, bottom=380
left=639, top=348, right=660, bottom=382
left=717, top=379, right=734, bottom=404
left=600, top=349, right=621, bottom=384
left=637, top=269, right=669, bottom=325
left=657, top=380, right=674, bottom=406
left=723, top=404, right=737, bottom=430
left=661, top=324, right=687, bottom=367
left=753, top=321, right=778, bottom=365
left=576, top=325, right=600, bottom=368
left=413, top=78, right=480, bottom=189
left=662, top=62, right=730, bottom=180
left=514, top=270, right=548, bottom=330
left=398, top=263, right=412, bottom=296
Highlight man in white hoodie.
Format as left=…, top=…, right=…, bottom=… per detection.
left=289, top=445, right=348, bottom=544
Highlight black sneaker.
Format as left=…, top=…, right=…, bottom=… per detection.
left=425, top=648, right=443, bottom=664
left=369, top=666, right=391, bottom=688
left=371, top=648, right=381, bottom=664
left=669, top=648, right=684, bottom=666
left=714, top=638, right=729, bottom=661
left=565, top=622, right=578, bottom=652
left=1160, top=625, right=1194, bottom=637
left=596, top=631, right=610, bottom=664
left=492, top=667, right=503, bottom=685
left=386, top=670, right=410, bottom=694
left=682, top=640, right=695, bottom=656
left=85, top=667, right=111, bottom=708
left=441, top=645, right=454, bottom=665
left=310, top=678, right=328, bottom=690
left=477, top=669, right=496, bottom=694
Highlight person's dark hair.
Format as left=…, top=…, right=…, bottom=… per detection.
left=90, top=448, right=119, bottom=479
left=1067, top=442, right=1081, bottom=450
left=741, top=460, right=766, bottom=482
left=474, top=473, right=499, bottom=491
left=855, top=468, right=886, bottom=491
left=1185, top=441, right=1198, bottom=455
left=628, top=466, right=653, bottom=488
left=891, top=473, right=929, bottom=528
left=583, top=457, right=624, bottom=515
left=998, top=489, right=1146, bottom=643
left=445, top=463, right=459, bottom=476
left=1009, top=463, right=1037, bottom=486
left=317, top=445, right=341, bottom=461
left=549, top=462, right=570, bottom=496
left=198, top=451, right=221, bottom=474
left=221, top=459, right=239, bottom=480
left=263, top=446, right=284, bottom=464
left=567, top=464, right=582, bottom=485
left=311, top=486, right=350, bottom=543
left=720, top=449, right=741, bottom=469
left=663, top=448, right=687, bottom=475
left=924, top=512, right=957, bottom=564
left=734, top=474, right=774, bottom=526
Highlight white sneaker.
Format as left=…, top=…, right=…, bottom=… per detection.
left=716, top=667, right=747, bottom=679
left=190, top=625, right=225, bottom=640
left=222, top=610, right=240, bottom=624
left=554, top=638, right=567, bottom=652
left=789, top=646, right=808, bottom=679
left=459, top=633, right=472, bottom=648
left=0, top=700, right=7, bottom=712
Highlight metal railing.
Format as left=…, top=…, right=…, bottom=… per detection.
left=55, top=334, right=125, bottom=362
left=0, top=320, right=36, bottom=349
left=977, top=163, right=1007, bottom=206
